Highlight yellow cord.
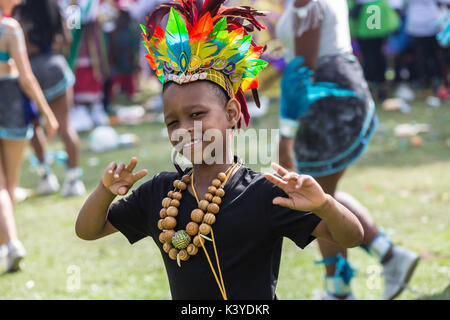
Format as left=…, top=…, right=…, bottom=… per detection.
left=210, top=228, right=226, bottom=299
left=190, top=163, right=239, bottom=300
left=198, top=230, right=227, bottom=299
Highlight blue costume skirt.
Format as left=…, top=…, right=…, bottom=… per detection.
left=0, top=77, right=33, bottom=140
left=293, top=54, right=377, bottom=177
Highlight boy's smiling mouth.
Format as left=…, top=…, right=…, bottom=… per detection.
left=182, top=138, right=203, bottom=149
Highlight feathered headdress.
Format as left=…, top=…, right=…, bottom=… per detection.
left=141, top=0, right=268, bottom=128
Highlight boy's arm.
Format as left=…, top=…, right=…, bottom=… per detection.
left=264, top=163, right=363, bottom=248
left=75, top=158, right=148, bottom=240
left=310, top=195, right=362, bottom=247
left=75, top=182, right=118, bottom=240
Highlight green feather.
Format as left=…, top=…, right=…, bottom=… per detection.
left=140, top=24, right=146, bottom=34
left=212, top=17, right=227, bottom=35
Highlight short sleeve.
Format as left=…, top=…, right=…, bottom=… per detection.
left=4, top=19, right=27, bottom=54
left=107, top=181, right=152, bottom=244
left=292, top=0, right=324, bottom=37
left=268, top=182, right=322, bottom=249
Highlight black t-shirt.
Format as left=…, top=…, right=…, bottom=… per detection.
left=107, top=165, right=322, bottom=300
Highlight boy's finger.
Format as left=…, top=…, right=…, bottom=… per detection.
left=106, top=162, right=117, bottom=174
left=126, top=157, right=138, bottom=172
left=271, top=162, right=289, bottom=177
left=272, top=196, right=294, bottom=209
left=282, top=172, right=300, bottom=182
left=295, top=176, right=304, bottom=189
left=264, top=173, right=288, bottom=189
left=118, top=186, right=128, bottom=195
left=114, top=163, right=125, bottom=179
left=133, top=169, right=148, bottom=182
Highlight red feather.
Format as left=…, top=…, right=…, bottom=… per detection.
left=252, top=88, right=260, bottom=108
left=219, top=7, right=266, bottom=31
left=190, top=12, right=213, bottom=41
left=145, top=53, right=157, bottom=70
left=236, top=88, right=250, bottom=128
left=201, top=0, right=227, bottom=18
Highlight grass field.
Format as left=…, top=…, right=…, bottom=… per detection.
left=1, top=91, right=449, bottom=300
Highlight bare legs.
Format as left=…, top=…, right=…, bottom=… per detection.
left=30, top=88, right=80, bottom=170
left=314, top=170, right=393, bottom=297
left=51, top=88, right=80, bottom=169
left=30, top=121, right=46, bottom=165
left=0, top=139, right=27, bottom=246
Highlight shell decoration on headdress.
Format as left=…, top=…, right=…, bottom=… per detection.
left=141, top=0, right=269, bottom=128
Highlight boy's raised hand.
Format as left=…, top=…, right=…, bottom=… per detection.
left=264, top=162, right=328, bottom=213
left=102, top=157, right=148, bottom=196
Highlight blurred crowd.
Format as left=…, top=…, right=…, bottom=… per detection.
left=0, top=0, right=448, bottom=199
left=57, top=0, right=450, bottom=129
left=348, top=0, right=450, bottom=102
left=0, top=0, right=448, bottom=276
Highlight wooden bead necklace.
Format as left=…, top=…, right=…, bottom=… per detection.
left=157, top=162, right=241, bottom=300
left=157, top=162, right=240, bottom=266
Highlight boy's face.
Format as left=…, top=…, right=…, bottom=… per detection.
left=163, top=81, right=241, bottom=164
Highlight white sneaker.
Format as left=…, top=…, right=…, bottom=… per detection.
left=61, top=179, right=86, bottom=198
left=382, top=245, right=420, bottom=300
left=36, top=173, right=60, bottom=195
left=61, top=168, right=86, bottom=198
left=70, top=105, right=94, bottom=132
left=91, top=102, right=109, bottom=126
left=0, top=244, right=7, bottom=265
left=14, top=187, right=34, bottom=203
left=6, top=240, right=26, bottom=272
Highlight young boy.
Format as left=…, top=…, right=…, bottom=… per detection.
left=75, top=0, right=364, bottom=300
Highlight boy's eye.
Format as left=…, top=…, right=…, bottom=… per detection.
left=191, top=112, right=205, bottom=118
left=167, top=120, right=178, bottom=127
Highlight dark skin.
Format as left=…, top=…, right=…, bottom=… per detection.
left=278, top=0, right=391, bottom=298
left=75, top=80, right=363, bottom=249
left=162, top=81, right=241, bottom=198
left=74, top=80, right=242, bottom=239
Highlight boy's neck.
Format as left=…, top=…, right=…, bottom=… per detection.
left=193, top=162, right=234, bottom=184
left=190, top=156, right=236, bottom=196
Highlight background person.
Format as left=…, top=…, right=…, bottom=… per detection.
left=0, top=0, right=58, bottom=272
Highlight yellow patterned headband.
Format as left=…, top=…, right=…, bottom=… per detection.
left=165, top=68, right=234, bottom=99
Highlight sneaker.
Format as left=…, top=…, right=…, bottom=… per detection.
left=61, top=168, right=86, bottom=198
left=91, top=102, right=109, bottom=126
left=382, top=245, right=420, bottom=300
left=0, top=244, right=7, bottom=265
left=14, top=187, right=34, bottom=203
left=70, top=105, right=94, bottom=132
left=36, top=173, right=60, bottom=195
left=6, top=240, right=26, bottom=272
left=61, top=179, right=86, bottom=198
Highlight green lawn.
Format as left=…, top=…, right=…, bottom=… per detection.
left=1, top=94, right=449, bottom=300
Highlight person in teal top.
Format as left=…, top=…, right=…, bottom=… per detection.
left=0, top=17, right=11, bottom=61
left=0, top=0, right=58, bottom=273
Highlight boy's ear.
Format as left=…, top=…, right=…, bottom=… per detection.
left=225, top=98, right=241, bottom=129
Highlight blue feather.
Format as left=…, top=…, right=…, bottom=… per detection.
left=281, top=56, right=360, bottom=120
left=165, top=8, right=191, bottom=73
